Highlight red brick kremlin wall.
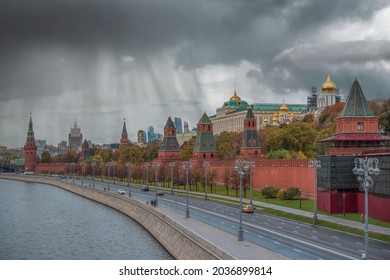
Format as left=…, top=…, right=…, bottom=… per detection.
left=207, top=159, right=314, bottom=198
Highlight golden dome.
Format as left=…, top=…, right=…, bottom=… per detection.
left=230, top=90, right=241, bottom=101
left=280, top=102, right=288, bottom=112
left=321, top=74, right=337, bottom=93
left=272, top=116, right=278, bottom=122
left=264, top=116, right=268, bottom=123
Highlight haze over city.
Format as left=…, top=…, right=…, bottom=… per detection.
left=1, top=0, right=390, bottom=148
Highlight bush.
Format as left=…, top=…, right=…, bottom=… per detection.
left=285, top=187, right=300, bottom=200
left=277, top=188, right=287, bottom=200
left=262, top=185, right=279, bottom=199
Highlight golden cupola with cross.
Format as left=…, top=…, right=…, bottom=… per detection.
left=321, top=74, right=337, bottom=93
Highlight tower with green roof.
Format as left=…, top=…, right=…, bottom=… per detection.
left=158, top=116, right=181, bottom=161
left=320, top=79, right=390, bottom=156
left=193, top=113, right=217, bottom=160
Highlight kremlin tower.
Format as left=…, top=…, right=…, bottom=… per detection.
left=157, top=116, right=181, bottom=162
left=24, top=114, right=37, bottom=173
left=239, top=106, right=262, bottom=158
left=192, top=113, right=217, bottom=160
left=119, top=118, right=130, bottom=148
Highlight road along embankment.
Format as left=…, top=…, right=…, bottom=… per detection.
left=0, top=174, right=234, bottom=260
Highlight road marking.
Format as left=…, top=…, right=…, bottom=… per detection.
left=312, top=230, right=317, bottom=233
left=311, top=236, right=318, bottom=239
left=220, top=222, right=225, bottom=224
left=358, top=250, right=364, bottom=253
left=294, top=249, right=301, bottom=253
left=264, top=222, right=268, bottom=225
left=332, top=236, right=339, bottom=239
left=274, top=241, right=281, bottom=245
left=355, top=242, right=363, bottom=245
left=293, top=231, right=299, bottom=234
left=333, top=242, right=340, bottom=246
left=278, top=226, right=282, bottom=229
left=295, top=226, right=301, bottom=229
left=281, top=222, right=286, bottom=225
left=257, top=235, right=263, bottom=238
left=244, top=230, right=249, bottom=233
left=383, top=249, right=390, bottom=253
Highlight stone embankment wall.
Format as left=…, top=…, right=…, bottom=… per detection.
left=0, top=174, right=234, bottom=260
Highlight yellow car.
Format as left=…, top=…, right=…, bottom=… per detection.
left=242, top=204, right=255, bottom=213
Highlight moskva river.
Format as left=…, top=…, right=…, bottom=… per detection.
left=0, top=179, right=172, bottom=260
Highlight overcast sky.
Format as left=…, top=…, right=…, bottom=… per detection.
left=1, top=0, right=390, bottom=148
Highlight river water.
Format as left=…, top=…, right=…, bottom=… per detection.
left=0, top=179, right=172, bottom=260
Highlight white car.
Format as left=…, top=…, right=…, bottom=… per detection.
left=117, top=189, right=125, bottom=195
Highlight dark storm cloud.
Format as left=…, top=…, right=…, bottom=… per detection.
left=0, top=0, right=389, bottom=102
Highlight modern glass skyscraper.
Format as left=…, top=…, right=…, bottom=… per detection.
left=174, top=117, right=183, bottom=134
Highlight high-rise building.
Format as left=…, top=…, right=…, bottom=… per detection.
left=137, top=130, right=146, bottom=145
left=68, top=119, right=83, bottom=152
left=174, top=117, right=183, bottom=134
left=148, top=126, right=155, bottom=143
left=57, top=141, right=68, bottom=155
left=183, top=121, right=190, bottom=133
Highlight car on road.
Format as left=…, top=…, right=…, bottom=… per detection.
left=156, top=191, right=164, bottom=196
left=242, top=204, right=255, bottom=213
left=118, top=189, right=125, bottom=195
left=141, top=186, right=150, bottom=191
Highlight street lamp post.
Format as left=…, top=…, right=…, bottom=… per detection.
left=234, top=160, right=249, bottom=241
left=309, top=159, right=321, bottom=225
left=182, top=162, right=192, bottom=218
left=353, top=156, right=381, bottom=260
left=152, top=162, right=160, bottom=202
left=91, top=162, right=96, bottom=188
left=247, top=162, right=255, bottom=205
left=106, top=162, right=111, bottom=192
left=126, top=162, right=131, bottom=197
left=299, top=188, right=302, bottom=208
left=101, top=162, right=105, bottom=182
left=169, top=162, right=175, bottom=194
left=342, top=193, right=346, bottom=216
left=145, top=162, right=150, bottom=190
left=112, top=163, right=116, bottom=184
left=203, top=161, right=209, bottom=200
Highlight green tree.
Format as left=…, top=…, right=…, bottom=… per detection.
left=379, top=98, right=390, bottom=135
left=215, top=131, right=242, bottom=160
left=40, top=151, right=52, bottom=163
left=180, top=137, right=195, bottom=160
left=118, top=144, right=144, bottom=164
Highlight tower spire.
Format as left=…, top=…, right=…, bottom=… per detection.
left=24, top=113, right=37, bottom=172
left=120, top=117, right=130, bottom=148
